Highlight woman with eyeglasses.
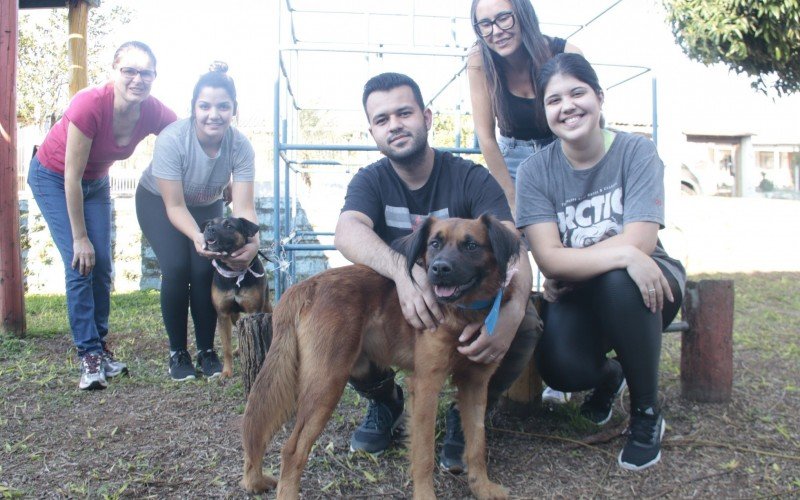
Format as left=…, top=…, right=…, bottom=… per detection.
left=468, top=0, right=581, bottom=405
left=28, top=41, right=176, bottom=391
left=136, top=62, right=258, bottom=382
left=468, top=0, right=581, bottom=215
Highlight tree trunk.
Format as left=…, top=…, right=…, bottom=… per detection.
left=236, top=313, right=273, bottom=397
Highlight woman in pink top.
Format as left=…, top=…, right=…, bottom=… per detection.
left=27, top=41, right=176, bottom=391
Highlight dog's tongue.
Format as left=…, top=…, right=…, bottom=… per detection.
left=434, top=285, right=458, bottom=297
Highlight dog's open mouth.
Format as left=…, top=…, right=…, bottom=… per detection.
left=433, top=277, right=477, bottom=302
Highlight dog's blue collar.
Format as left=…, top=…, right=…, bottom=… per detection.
left=455, top=287, right=503, bottom=336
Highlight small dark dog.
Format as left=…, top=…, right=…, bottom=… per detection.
left=202, top=216, right=272, bottom=378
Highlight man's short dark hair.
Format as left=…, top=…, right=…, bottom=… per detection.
left=362, top=72, right=425, bottom=115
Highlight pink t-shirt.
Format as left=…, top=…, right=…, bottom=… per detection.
left=36, top=82, right=177, bottom=179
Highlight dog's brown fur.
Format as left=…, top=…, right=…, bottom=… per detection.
left=240, top=215, right=519, bottom=499
left=203, top=216, right=272, bottom=378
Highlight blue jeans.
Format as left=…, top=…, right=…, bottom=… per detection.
left=27, top=156, right=112, bottom=356
left=498, top=135, right=553, bottom=182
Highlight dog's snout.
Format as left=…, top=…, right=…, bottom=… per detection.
left=430, top=259, right=452, bottom=277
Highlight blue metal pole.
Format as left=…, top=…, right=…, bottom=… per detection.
left=272, top=77, right=283, bottom=300
left=652, top=76, right=658, bottom=148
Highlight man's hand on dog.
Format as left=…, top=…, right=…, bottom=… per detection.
left=395, top=263, right=444, bottom=331
left=457, top=303, right=521, bottom=364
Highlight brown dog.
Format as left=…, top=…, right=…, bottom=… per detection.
left=241, top=214, right=519, bottom=499
left=202, top=216, right=271, bottom=378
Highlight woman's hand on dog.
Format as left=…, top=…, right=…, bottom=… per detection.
left=193, top=232, right=226, bottom=260
left=221, top=239, right=259, bottom=271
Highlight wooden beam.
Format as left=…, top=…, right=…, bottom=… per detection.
left=67, top=0, right=88, bottom=97
left=0, top=0, right=27, bottom=336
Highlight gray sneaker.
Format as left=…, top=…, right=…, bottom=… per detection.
left=101, top=345, right=128, bottom=378
left=79, top=352, right=108, bottom=390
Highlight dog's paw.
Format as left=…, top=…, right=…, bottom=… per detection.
left=240, top=474, right=277, bottom=493
left=471, top=481, right=509, bottom=500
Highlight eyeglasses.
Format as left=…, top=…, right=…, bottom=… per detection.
left=474, top=11, right=515, bottom=37
left=119, top=67, right=157, bottom=82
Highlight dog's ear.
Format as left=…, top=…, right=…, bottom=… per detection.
left=200, top=219, right=213, bottom=231
left=238, top=218, right=261, bottom=238
left=481, top=214, right=520, bottom=280
left=391, top=216, right=435, bottom=282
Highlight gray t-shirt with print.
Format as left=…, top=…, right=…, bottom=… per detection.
left=515, top=131, right=686, bottom=292
left=139, top=117, right=255, bottom=206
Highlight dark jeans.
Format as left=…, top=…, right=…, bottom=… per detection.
left=349, top=295, right=542, bottom=408
left=535, top=264, right=683, bottom=408
left=135, top=185, right=222, bottom=353
left=27, top=156, right=112, bottom=356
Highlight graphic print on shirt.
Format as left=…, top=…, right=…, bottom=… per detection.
left=385, top=206, right=450, bottom=232
left=557, top=185, right=623, bottom=248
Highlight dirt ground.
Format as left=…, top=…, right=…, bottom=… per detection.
left=2, top=272, right=799, bottom=499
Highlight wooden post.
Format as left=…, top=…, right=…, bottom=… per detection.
left=237, top=313, right=273, bottom=397
left=67, top=0, right=89, bottom=97
left=0, top=0, right=26, bottom=337
left=680, top=279, right=734, bottom=402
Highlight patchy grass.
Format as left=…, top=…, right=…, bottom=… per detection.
left=1, top=273, right=799, bottom=498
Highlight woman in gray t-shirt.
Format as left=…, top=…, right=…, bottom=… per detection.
left=135, top=62, right=258, bottom=381
left=516, top=54, right=686, bottom=472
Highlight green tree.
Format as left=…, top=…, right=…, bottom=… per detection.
left=17, top=4, right=132, bottom=126
left=663, top=0, right=800, bottom=95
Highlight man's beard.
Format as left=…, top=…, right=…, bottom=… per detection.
left=381, top=131, right=428, bottom=166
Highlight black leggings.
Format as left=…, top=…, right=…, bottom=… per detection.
left=135, top=186, right=223, bottom=352
left=534, top=263, right=682, bottom=408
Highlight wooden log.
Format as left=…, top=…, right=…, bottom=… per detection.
left=681, top=279, right=734, bottom=403
left=0, top=0, right=26, bottom=337
left=67, top=0, right=89, bottom=97
left=500, top=292, right=544, bottom=415
left=236, top=313, right=273, bottom=397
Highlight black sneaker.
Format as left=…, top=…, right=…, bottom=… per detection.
left=196, top=349, right=223, bottom=378
left=101, top=345, right=129, bottom=378
left=78, top=351, right=108, bottom=390
left=618, top=407, right=666, bottom=471
left=439, top=403, right=466, bottom=474
left=349, top=387, right=404, bottom=455
left=168, top=349, right=196, bottom=381
left=580, top=359, right=626, bottom=425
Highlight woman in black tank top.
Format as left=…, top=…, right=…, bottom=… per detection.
left=467, top=0, right=581, bottom=215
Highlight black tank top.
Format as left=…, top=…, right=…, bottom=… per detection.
left=498, top=36, right=567, bottom=141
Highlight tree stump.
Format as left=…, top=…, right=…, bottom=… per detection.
left=680, top=279, right=734, bottom=402
left=236, top=312, right=273, bottom=397
left=500, top=292, right=544, bottom=416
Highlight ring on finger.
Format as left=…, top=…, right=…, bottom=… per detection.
left=648, top=288, right=656, bottom=294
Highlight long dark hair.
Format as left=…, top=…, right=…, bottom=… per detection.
left=470, top=0, right=553, bottom=133
left=191, top=61, right=238, bottom=117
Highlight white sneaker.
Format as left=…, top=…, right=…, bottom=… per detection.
left=542, top=386, right=571, bottom=405
left=79, top=352, right=108, bottom=390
